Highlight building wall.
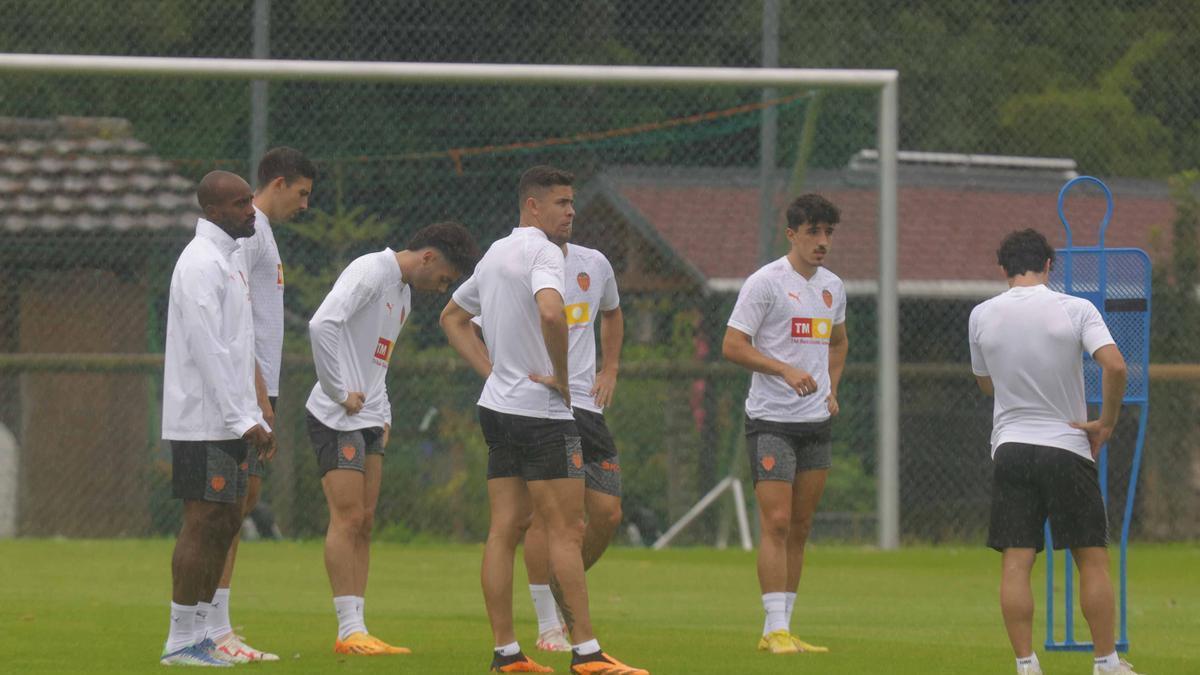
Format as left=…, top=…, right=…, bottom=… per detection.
left=18, top=268, right=151, bottom=536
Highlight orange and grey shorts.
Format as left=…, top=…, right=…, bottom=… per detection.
left=305, top=411, right=385, bottom=477
left=574, top=408, right=622, bottom=497
left=170, top=439, right=249, bottom=503
left=744, top=416, right=832, bottom=484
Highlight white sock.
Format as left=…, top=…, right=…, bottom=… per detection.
left=208, top=588, right=233, bottom=640
left=529, top=584, right=562, bottom=633
left=334, top=595, right=366, bottom=641
left=193, top=602, right=213, bottom=643
left=495, top=641, right=521, bottom=657
left=1016, top=652, right=1039, bottom=672
left=572, top=638, right=601, bottom=656
left=762, top=592, right=788, bottom=635
left=165, top=602, right=198, bottom=653
left=784, top=592, right=797, bottom=630
left=1095, top=652, right=1120, bottom=669
left=355, top=595, right=368, bottom=634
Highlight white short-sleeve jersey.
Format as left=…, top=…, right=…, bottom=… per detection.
left=727, top=257, right=846, bottom=423
left=239, top=206, right=285, bottom=395
left=563, top=244, right=620, bottom=413
left=305, top=249, right=411, bottom=431
left=969, top=284, right=1116, bottom=461
left=452, top=226, right=571, bottom=420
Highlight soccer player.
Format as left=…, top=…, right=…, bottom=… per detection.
left=441, top=166, right=647, bottom=675
left=204, top=146, right=315, bottom=663
left=160, top=170, right=274, bottom=666
left=722, top=194, right=847, bottom=655
left=466, top=230, right=624, bottom=651
left=969, top=229, right=1140, bottom=675
left=306, top=221, right=480, bottom=656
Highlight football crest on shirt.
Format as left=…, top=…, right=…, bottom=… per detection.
left=822, top=289, right=833, bottom=308
left=577, top=272, right=591, bottom=291
left=564, top=302, right=590, bottom=327
left=374, top=337, right=394, bottom=363
left=791, top=317, right=832, bottom=340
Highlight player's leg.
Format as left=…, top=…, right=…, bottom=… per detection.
left=355, top=441, right=408, bottom=654
left=784, top=467, right=828, bottom=652
left=478, top=407, right=552, bottom=673
left=989, top=443, right=1046, bottom=674
left=1047, top=449, right=1125, bottom=671
left=523, top=510, right=569, bottom=651
left=747, top=422, right=800, bottom=654
left=162, top=440, right=246, bottom=666
left=576, top=409, right=622, bottom=571
left=205, top=469, right=268, bottom=661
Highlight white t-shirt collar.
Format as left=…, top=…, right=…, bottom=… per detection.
left=195, top=218, right=240, bottom=258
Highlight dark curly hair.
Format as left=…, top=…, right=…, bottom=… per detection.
left=406, top=221, right=481, bottom=275
left=786, top=193, right=840, bottom=230
left=996, top=228, right=1055, bottom=277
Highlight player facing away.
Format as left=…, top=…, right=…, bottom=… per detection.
left=969, top=229, right=1140, bottom=675
left=524, top=238, right=624, bottom=653
left=465, top=235, right=624, bottom=651
left=722, top=194, right=847, bottom=656
left=160, top=171, right=275, bottom=667
left=306, top=222, right=480, bottom=656
left=440, top=165, right=647, bottom=675
left=203, top=146, right=315, bottom=663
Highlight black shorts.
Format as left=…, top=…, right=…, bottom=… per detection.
left=574, top=407, right=621, bottom=497
left=171, top=439, right=249, bottom=504
left=306, top=411, right=385, bottom=478
left=745, top=416, right=832, bottom=484
left=987, top=442, right=1108, bottom=553
left=246, top=395, right=277, bottom=478
left=479, top=406, right=583, bottom=482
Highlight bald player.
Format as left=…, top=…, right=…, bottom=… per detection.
left=159, top=171, right=275, bottom=667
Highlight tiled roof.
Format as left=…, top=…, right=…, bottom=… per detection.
left=593, top=165, right=1176, bottom=294
left=0, top=117, right=197, bottom=233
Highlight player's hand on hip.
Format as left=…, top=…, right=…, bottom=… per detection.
left=782, top=366, right=818, bottom=397
left=826, top=393, right=840, bottom=416
left=529, top=373, right=572, bottom=409
left=243, top=424, right=273, bottom=455
left=1070, top=419, right=1114, bottom=459
left=341, top=391, right=366, bottom=415
left=591, top=369, right=618, bottom=408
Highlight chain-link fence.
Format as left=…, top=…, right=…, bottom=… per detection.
left=1, top=1, right=1198, bottom=545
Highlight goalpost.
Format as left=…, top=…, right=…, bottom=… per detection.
left=0, top=53, right=900, bottom=550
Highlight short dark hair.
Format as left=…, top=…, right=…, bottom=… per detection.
left=786, top=193, right=840, bottom=230
left=406, top=221, right=481, bottom=275
left=256, top=146, right=316, bottom=188
left=518, top=165, right=574, bottom=203
left=997, top=228, right=1055, bottom=277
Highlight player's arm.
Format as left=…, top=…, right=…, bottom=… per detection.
left=722, top=327, right=818, bottom=397
left=592, top=306, right=624, bottom=408
left=308, top=283, right=367, bottom=415
left=178, top=266, right=271, bottom=450
left=535, top=288, right=571, bottom=408
left=975, top=376, right=994, bottom=396
left=826, top=322, right=848, bottom=415
left=254, top=361, right=275, bottom=427
left=1071, top=344, right=1128, bottom=458
left=440, top=300, right=493, bottom=379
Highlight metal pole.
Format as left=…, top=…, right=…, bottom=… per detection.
left=876, top=78, right=900, bottom=550
left=758, top=0, right=780, bottom=265
left=249, top=0, right=270, bottom=184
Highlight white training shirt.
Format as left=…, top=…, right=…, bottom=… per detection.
left=305, top=249, right=411, bottom=431
left=162, top=218, right=268, bottom=441
left=563, top=244, right=620, bottom=413
left=239, top=206, right=285, bottom=396
left=452, top=226, right=572, bottom=420
left=727, top=257, right=847, bottom=423
left=969, top=284, right=1116, bottom=461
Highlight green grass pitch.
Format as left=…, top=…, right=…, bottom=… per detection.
left=0, top=539, right=1196, bottom=673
